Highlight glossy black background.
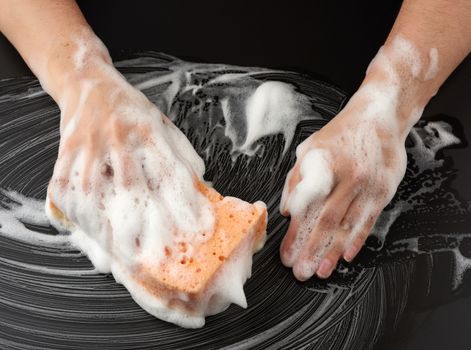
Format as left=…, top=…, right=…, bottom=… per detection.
left=0, top=1, right=470, bottom=349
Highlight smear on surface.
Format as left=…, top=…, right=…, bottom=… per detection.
left=0, top=52, right=469, bottom=349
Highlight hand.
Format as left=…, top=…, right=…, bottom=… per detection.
left=277, top=30, right=451, bottom=282
left=279, top=89, right=409, bottom=281
left=46, top=54, right=213, bottom=268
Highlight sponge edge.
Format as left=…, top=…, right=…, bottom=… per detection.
left=45, top=185, right=267, bottom=328
left=126, top=198, right=266, bottom=328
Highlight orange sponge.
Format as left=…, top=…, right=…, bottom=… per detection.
left=48, top=180, right=267, bottom=314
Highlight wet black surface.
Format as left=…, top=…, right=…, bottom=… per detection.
left=0, top=1, right=471, bottom=349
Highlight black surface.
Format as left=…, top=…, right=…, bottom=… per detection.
left=0, top=53, right=470, bottom=350
left=0, top=1, right=470, bottom=349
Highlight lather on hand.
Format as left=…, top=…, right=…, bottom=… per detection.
left=280, top=0, right=471, bottom=280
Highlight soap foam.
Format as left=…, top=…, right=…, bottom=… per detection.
left=425, top=48, right=439, bottom=81
left=281, top=149, right=333, bottom=217
left=0, top=46, right=465, bottom=333
left=0, top=190, right=66, bottom=246
left=123, top=60, right=322, bottom=159
left=0, top=51, right=469, bottom=349
left=240, top=81, right=312, bottom=154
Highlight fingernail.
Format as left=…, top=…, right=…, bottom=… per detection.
left=282, top=254, right=295, bottom=268
left=293, top=261, right=315, bottom=282
left=281, top=247, right=296, bottom=267
left=344, top=245, right=360, bottom=262
left=317, top=259, right=333, bottom=278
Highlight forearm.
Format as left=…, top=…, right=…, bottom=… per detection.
left=0, top=0, right=111, bottom=101
left=387, top=0, right=471, bottom=90
left=358, top=0, right=471, bottom=135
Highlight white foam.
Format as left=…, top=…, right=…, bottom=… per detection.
left=0, top=42, right=462, bottom=329
left=0, top=191, right=67, bottom=247
left=282, top=149, right=334, bottom=217
left=425, top=48, right=439, bottom=81
left=368, top=119, right=462, bottom=251
left=239, top=81, right=312, bottom=154
left=73, top=36, right=88, bottom=71
left=131, top=62, right=321, bottom=158
left=452, top=248, right=471, bottom=290
left=390, top=35, right=423, bottom=78
left=69, top=228, right=111, bottom=273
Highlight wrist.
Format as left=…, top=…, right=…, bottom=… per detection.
left=360, top=70, right=427, bottom=133
left=40, top=29, right=113, bottom=103
left=354, top=36, right=439, bottom=137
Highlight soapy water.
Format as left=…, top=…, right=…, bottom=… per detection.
left=0, top=52, right=469, bottom=349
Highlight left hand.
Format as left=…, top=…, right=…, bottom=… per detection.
left=279, top=87, right=410, bottom=281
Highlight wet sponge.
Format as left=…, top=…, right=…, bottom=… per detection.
left=47, top=180, right=267, bottom=320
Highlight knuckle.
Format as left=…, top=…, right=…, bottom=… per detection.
left=318, top=211, right=337, bottom=229
left=332, top=241, right=344, bottom=256
left=341, top=214, right=354, bottom=230
left=352, top=168, right=367, bottom=185
left=375, top=186, right=388, bottom=200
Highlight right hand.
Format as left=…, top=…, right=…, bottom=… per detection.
left=46, top=54, right=214, bottom=265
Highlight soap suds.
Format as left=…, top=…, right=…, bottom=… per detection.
left=281, top=149, right=333, bottom=217
left=425, top=48, right=439, bottom=81
left=0, top=51, right=468, bottom=344
left=279, top=149, right=334, bottom=267
left=0, top=190, right=66, bottom=246
left=240, top=81, right=312, bottom=154
left=123, top=60, right=321, bottom=158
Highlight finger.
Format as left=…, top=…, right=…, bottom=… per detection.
left=280, top=164, right=301, bottom=216
left=279, top=134, right=317, bottom=216
left=315, top=234, right=345, bottom=279
left=292, top=233, right=332, bottom=281
left=280, top=197, right=324, bottom=268
left=109, top=147, right=138, bottom=189
left=292, top=182, right=358, bottom=280
left=47, top=152, right=78, bottom=223
left=280, top=218, right=300, bottom=267
left=341, top=199, right=380, bottom=262
left=50, top=154, right=75, bottom=193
